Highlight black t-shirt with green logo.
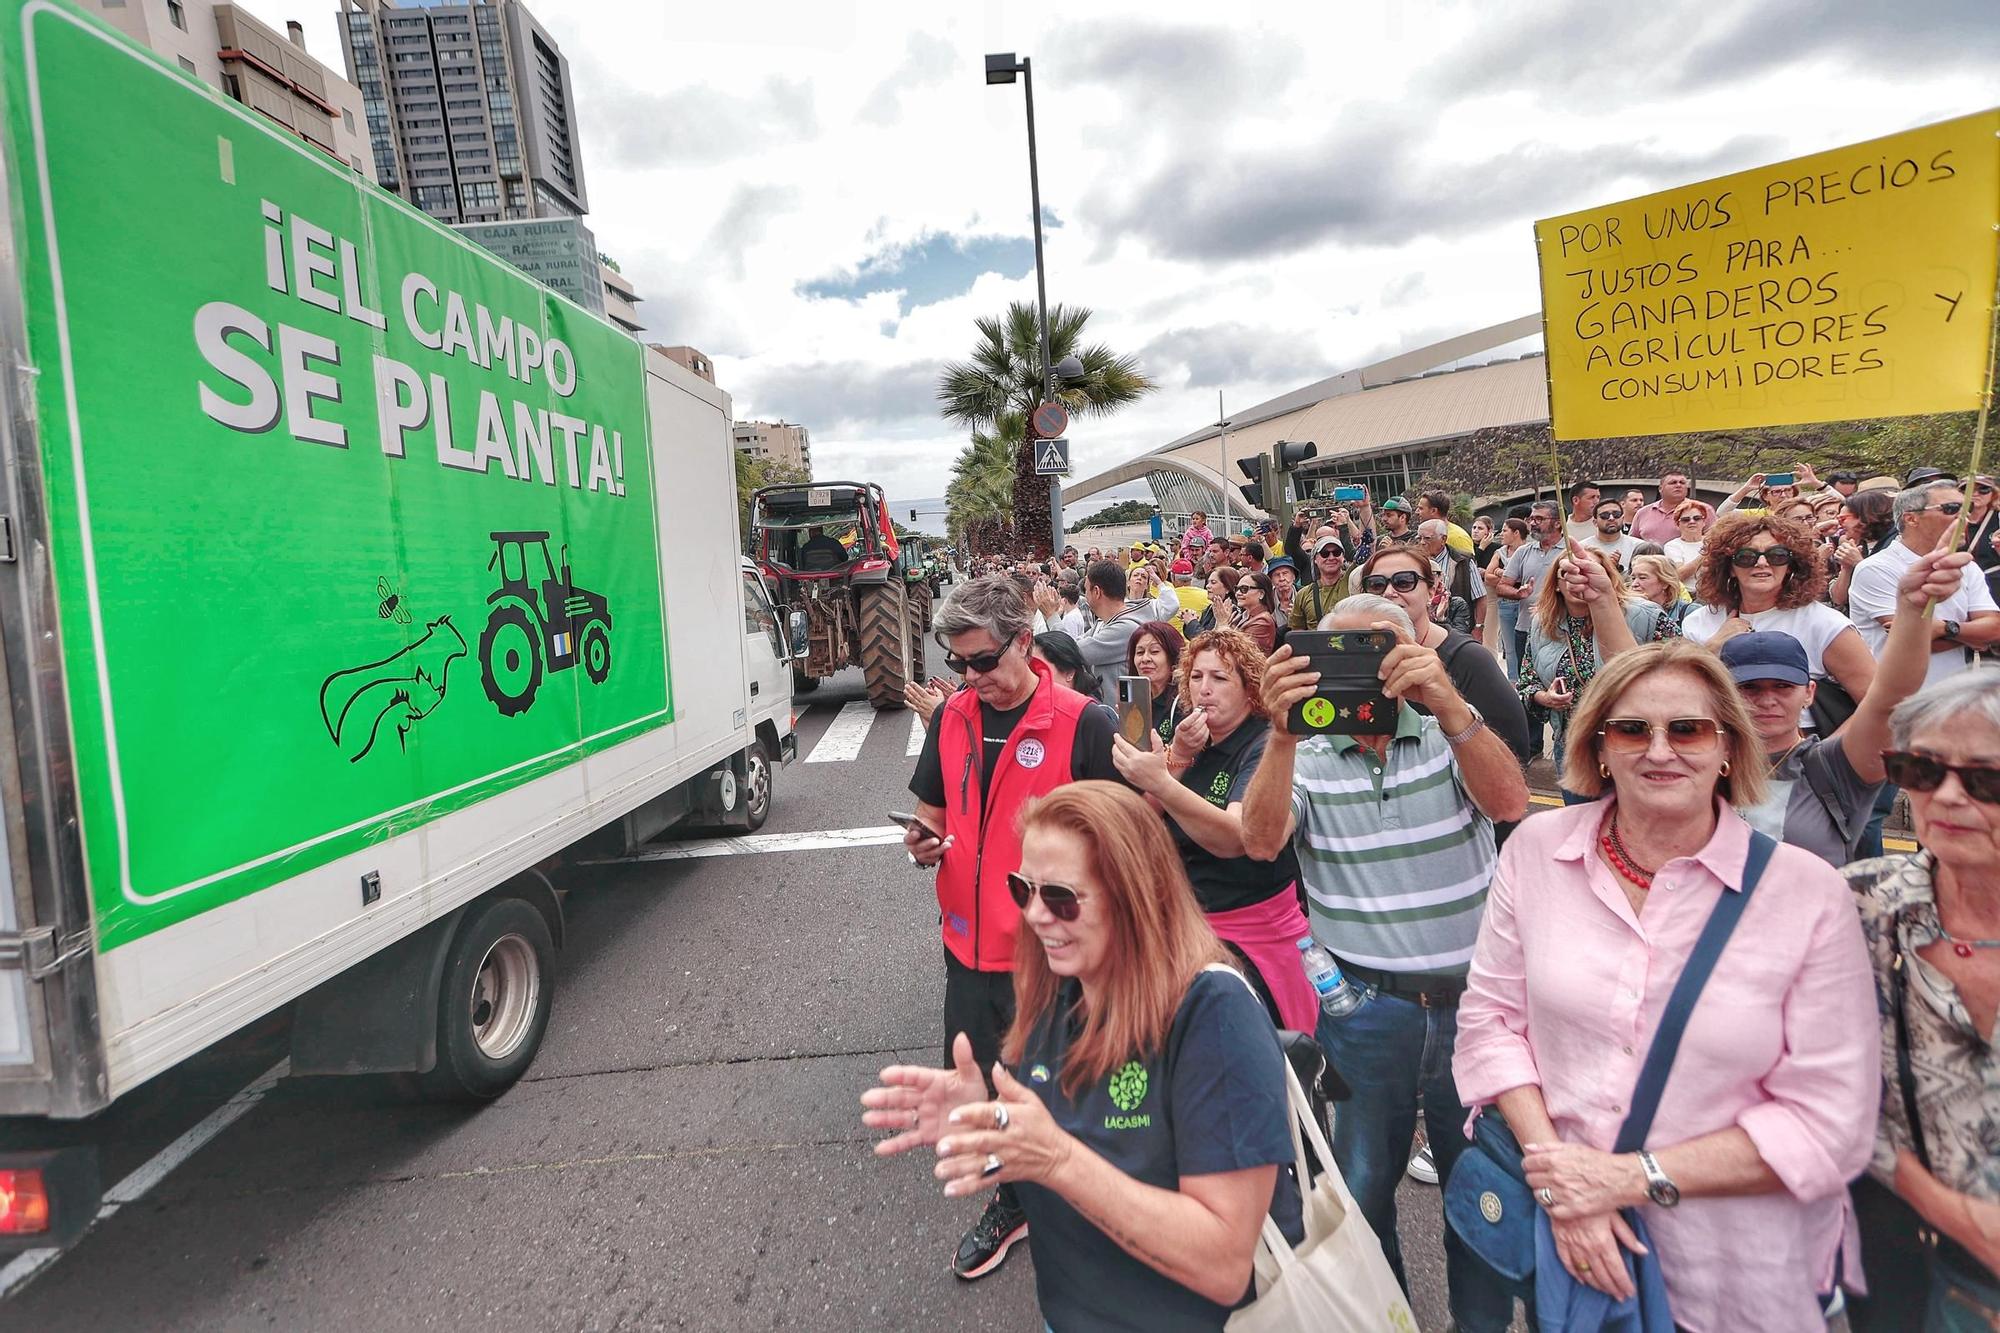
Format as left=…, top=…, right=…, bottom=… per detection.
left=1170, top=715, right=1302, bottom=914
left=1013, top=970, right=1303, bottom=1331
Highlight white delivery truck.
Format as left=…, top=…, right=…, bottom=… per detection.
left=0, top=0, right=796, bottom=1244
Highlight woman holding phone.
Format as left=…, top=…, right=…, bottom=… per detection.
left=1517, top=547, right=1677, bottom=793
left=1126, top=621, right=1185, bottom=747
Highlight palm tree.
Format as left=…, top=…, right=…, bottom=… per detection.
left=944, top=411, right=1021, bottom=555
left=937, top=302, right=1152, bottom=555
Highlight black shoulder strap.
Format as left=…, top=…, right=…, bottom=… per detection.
left=1800, top=745, right=1859, bottom=857
left=1613, top=831, right=1777, bottom=1153
left=1889, top=927, right=1933, bottom=1170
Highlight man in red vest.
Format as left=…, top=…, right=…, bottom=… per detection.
left=906, top=575, right=1120, bottom=1280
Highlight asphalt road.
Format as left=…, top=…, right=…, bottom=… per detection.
left=1, top=636, right=1472, bottom=1332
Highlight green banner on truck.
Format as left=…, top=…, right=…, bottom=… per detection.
left=5, top=2, right=671, bottom=948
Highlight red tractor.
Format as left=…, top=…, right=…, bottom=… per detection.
left=750, top=482, right=925, bottom=708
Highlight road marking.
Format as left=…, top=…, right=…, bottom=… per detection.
left=907, top=713, right=926, bottom=756
left=0, top=1057, right=289, bottom=1301
left=805, top=701, right=875, bottom=763
left=604, top=826, right=908, bottom=862
left=1524, top=793, right=1916, bottom=852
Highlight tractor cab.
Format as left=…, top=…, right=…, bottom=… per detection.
left=750, top=482, right=894, bottom=586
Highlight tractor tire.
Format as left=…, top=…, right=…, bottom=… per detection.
left=791, top=666, right=820, bottom=695
left=856, top=582, right=913, bottom=711
left=580, top=622, right=611, bottom=685
left=480, top=603, right=543, bottom=717
left=906, top=583, right=932, bottom=686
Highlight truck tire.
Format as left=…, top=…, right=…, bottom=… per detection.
left=421, top=895, right=554, bottom=1102
left=856, top=582, right=912, bottom=710
left=791, top=666, right=819, bottom=695
left=744, top=740, right=774, bottom=831
left=906, top=584, right=931, bottom=687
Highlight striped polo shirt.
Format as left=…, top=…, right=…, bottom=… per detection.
left=1287, top=705, right=1498, bottom=974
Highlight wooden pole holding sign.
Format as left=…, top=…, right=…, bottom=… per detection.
left=1928, top=252, right=2000, bottom=617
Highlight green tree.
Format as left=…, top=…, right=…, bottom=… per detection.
left=944, top=411, right=1021, bottom=555
left=734, top=450, right=811, bottom=551
left=1070, top=498, right=1158, bottom=531
left=937, top=302, right=1154, bottom=555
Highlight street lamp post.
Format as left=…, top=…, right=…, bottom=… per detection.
left=985, top=52, right=1066, bottom=549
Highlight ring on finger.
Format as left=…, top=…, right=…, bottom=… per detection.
left=982, top=1153, right=1004, bottom=1178
left=1577, top=1260, right=1592, bottom=1273
left=1537, top=1186, right=1554, bottom=1206
left=994, top=1103, right=1010, bottom=1132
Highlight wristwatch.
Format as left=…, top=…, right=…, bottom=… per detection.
left=1441, top=704, right=1486, bottom=746
left=1942, top=619, right=1963, bottom=641
left=1637, top=1150, right=1680, bottom=1208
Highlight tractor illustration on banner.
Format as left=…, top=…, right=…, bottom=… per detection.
left=480, top=530, right=614, bottom=717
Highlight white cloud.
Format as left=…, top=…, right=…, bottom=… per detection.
left=247, top=0, right=1996, bottom=508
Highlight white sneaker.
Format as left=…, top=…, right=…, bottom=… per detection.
left=1406, top=1143, right=1439, bottom=1185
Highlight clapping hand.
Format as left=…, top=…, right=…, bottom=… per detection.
left=863, top=1032, right=990, bottom=1158
left=934, top=1062, right=1072, bottom=1198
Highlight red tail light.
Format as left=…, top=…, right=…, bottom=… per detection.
left=0, top=1168, right=51, bottom=1235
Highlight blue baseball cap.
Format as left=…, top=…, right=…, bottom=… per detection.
left=1718, top=631, right=1810, bottom=687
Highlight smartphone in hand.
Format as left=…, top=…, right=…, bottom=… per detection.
left=886, top=811, right=942, bottom=844
left=1116, top=675, right=1154, bottom=748
left=1284, top=630, right=1396, bottom=735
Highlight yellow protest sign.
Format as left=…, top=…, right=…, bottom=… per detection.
left=1537, top=108, right=1999, bottom=440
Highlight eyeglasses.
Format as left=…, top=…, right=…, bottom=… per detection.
left=1362, top=570, right=1425, bottom=593
left=1006, top=871, right=1085, bottom=922
left=1978, top=484, right=1996, bottom=496
left=1594, top=510, right=1623, bottom=522
left=1729, top=546, right=1796, bottom=568
left=1315, top=547, right=1344, bottom=560
left=1677, top=513, right=1704, bottom=523
left=1916, top=501, right=1966, bottom=516
left=1881, top=752, right=2000, bottom=803
left=941, top=641, right=1013, bottom=674
left=1597, top=717, right=1727, bottom=754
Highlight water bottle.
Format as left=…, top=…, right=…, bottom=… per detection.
left=1299, top=936, right=1363, bottom=1018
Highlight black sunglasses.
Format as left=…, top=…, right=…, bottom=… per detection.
left=1006, top=871, right=1084, bottom=922
left=941, top=640, right=1013, bottom=674
left=1918, top=501, right=1966, bottom=516
left=1882, top=751, right=2000, bottom=803
left=1362, top=570, right=1425, bottom=593
left=1594, top=510, right=1624, bottom=522
left=1730, top=547, right=1796, bottom=568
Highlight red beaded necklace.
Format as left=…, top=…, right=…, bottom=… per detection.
left=1599, top=813, right=1657, bottom=890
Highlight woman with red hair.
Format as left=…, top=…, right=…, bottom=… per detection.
left=862, top=782, right=1303, bottom=1330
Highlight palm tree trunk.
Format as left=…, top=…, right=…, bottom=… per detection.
left=1013, top=436, right=1053, bottom=556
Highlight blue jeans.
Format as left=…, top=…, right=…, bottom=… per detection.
left=1316, top=988, right=1515, bottom=1333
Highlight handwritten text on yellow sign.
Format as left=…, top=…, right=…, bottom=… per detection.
left=1536, top=109, right=1999, bottom=440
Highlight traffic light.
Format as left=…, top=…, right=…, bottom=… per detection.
left=1275, top=439, right=1318, bottom=472
left=1235, top=454, right=1272, bottom=514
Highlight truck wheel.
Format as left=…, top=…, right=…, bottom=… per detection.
left=480, top=604, right=543, bottom=716
left=744, top=741, right=774, bottom=830
left=421, top=896, right=554, bottom=1102
left=856, top=582, right=912, bottom=710
left=906, top=585, right=930, bottom=687
left=580, top=622, right=612, bottom=684
left=791, top=666, right=819, bottom=695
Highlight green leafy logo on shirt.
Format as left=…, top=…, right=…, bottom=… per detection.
left=1206, top=771, right=1233, bottom=805
left=1108, top=1061, right=1149, bottom=1111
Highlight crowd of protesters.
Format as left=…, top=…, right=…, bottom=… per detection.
left=869, top=462, right=2000, bottom=1332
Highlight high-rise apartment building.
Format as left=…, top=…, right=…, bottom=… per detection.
left=336, top=0, right=587, bottom=225
left=83, top=1, right=375, bottom=179
left=732, top=421, right=812, bottom=476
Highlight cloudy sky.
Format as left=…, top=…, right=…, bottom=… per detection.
left=263, top=0, right=1994, bottom=518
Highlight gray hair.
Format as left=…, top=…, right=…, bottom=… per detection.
left=1321, top=593, right=1415, bottom=638
left=1529, top=500, right=1560, bottom=522
left=1418, top=519, right=1448, bottom=540
left=934, top=574, right=1032, bottom=646
left=1889, top=669, right=2000, bottom=750
left=1893, top=481, right=1959, bottom=528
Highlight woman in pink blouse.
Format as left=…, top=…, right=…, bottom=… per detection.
left=1454, top=638, right=1878, bottom=1333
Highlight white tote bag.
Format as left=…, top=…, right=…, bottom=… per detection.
left=1225, top=1053, right=1417, bottom=1333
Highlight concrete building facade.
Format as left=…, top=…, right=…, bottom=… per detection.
left=336, top=0, right=588, bottom=225
left=732, top=421, right=811, bottom=475
left=85, top=1, right=375, bottom=179
left=652, top=345, right=716, bottom=385
left=601, top=262, right=641, bottom=334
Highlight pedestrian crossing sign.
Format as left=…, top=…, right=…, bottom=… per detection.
left=1034, top=437, right=1070, bottom=476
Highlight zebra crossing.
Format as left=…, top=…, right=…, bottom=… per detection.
left=798, top=699, right=927, bottom=764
